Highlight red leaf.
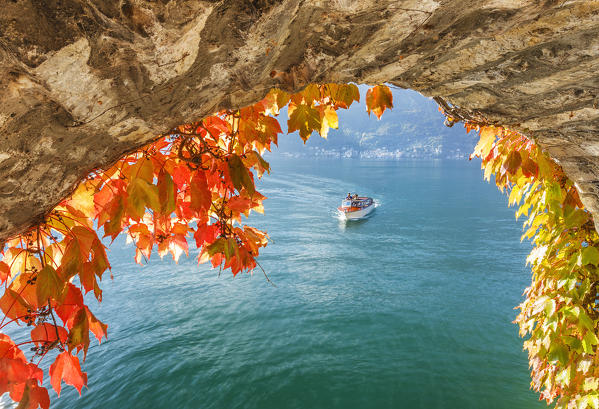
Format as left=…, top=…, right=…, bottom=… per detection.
left=49, top=352, right=87, bottom=397
left=202, top=116, right=231, bottom=137
left=0, top=357, right=43, bottom=400
left=0, top=334, right=27, bottom=361
left=190, top=171, right=211, bottom=213
left=0, top=261, right=10, bottom=284
left=16, top=381, right=50, bottom=409
left=171, top=164, right=191, bottom=190
left=502, top=150, right=522, bottom=175
left=55, top=284, right=83, bottom=325
left=31, top=323, right=68, bottom=347
left=521, top=156, right=538, bottom=178
left=194, top=224, right=219, bottom=248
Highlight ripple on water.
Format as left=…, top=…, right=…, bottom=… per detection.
left=45, top=159, right=545, bottom=409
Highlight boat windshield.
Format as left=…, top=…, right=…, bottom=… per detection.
left=342, top=200, right=352, bottom=207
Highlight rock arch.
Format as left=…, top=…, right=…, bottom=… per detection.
left=1, top=0, right=598, bottom=242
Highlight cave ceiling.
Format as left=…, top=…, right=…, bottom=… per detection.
left=1, top=0, right=598, bottom=241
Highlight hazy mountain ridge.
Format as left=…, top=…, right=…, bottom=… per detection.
left=272, top=88, right=478, bottom=160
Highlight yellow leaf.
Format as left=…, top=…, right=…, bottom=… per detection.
left=287, top=103, right=321, bottom=142
left=472, top=126, right=497, bottom=159
left=319, top=106, right=339, bottom=139
left=68, top=183, right=96, bottom=216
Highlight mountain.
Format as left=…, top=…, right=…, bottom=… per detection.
left=270, top=86, right=478, bottom=160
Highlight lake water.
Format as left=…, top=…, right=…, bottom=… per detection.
left=46, top=157, right=545, bottom=409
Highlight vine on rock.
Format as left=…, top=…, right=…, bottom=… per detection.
left=461, top=123, right=599, bottom=408
left=0, top=84, right=391, bottom=408
left=4, top=81, right=597, bottom=409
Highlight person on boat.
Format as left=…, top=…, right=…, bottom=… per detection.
left=353, top=193, right=358, bottom=200
left=346, top=192, right=352, bottom=200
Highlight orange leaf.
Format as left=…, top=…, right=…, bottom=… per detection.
left=49, top=352, right=87, bottom=397
left=366, top=85, right=393, bottom=119
left=0, top=289, right=32, bottom=321
left=103, top=195, right=125, bottom=239
left=86, top=307, right=108, bottom=344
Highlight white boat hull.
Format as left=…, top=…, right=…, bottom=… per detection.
left=340, top=204, right=375, bottom=220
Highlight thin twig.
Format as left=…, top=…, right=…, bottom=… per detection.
left=254, top=259, right=276, bottom=287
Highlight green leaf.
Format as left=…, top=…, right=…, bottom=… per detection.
left=36, top=265, right=65, bottom=305
left=205, top=238, right=226, bottom=256
left=579, top=311, right=595, bottom=331
left=582, top=246, right=599, bottom=266
left=565, top=209, right=590, bottom=229
left=544, top=299, right=556, bottom=317
left=157, top=170, right=176, bottom=215
left=127, top=178, right=160, bottom=218
left=61, top=239, right=83, bottom=280
left=228, top=155, right=255, bottom=195
left=582, top=331, right=598, bottom=353
left=548, top=343, right=569, bottom=365
left=563, top=335, right=582, bottom=352
left=224, top=238, right=237, bottom=261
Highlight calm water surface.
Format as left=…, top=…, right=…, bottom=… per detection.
left=47, top=157, right=544, bottom=409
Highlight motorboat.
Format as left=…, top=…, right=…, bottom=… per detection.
left=338, top=195, right=375, bottom=220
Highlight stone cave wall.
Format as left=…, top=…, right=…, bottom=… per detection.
left=1, top=0, right=598, bottom=241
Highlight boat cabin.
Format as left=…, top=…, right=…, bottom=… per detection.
left=340, top=197, right=373, bottom=209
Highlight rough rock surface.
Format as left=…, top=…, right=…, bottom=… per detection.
left=1, top=0, right=599, bottom=241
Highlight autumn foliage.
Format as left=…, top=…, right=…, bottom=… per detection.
left=462, top=123, right=599, bottom=408
left=3, top=80, right=598, bottom=409
left=0, top=84, right=391, bottom=408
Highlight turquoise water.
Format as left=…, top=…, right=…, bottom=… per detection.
left=47, top=157, right=544, bottom=409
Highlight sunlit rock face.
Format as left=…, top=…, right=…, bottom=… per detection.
left=1, top=0, right=598, bottom=241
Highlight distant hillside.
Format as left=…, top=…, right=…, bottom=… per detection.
left=271, top=87, right=478, bottom=160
